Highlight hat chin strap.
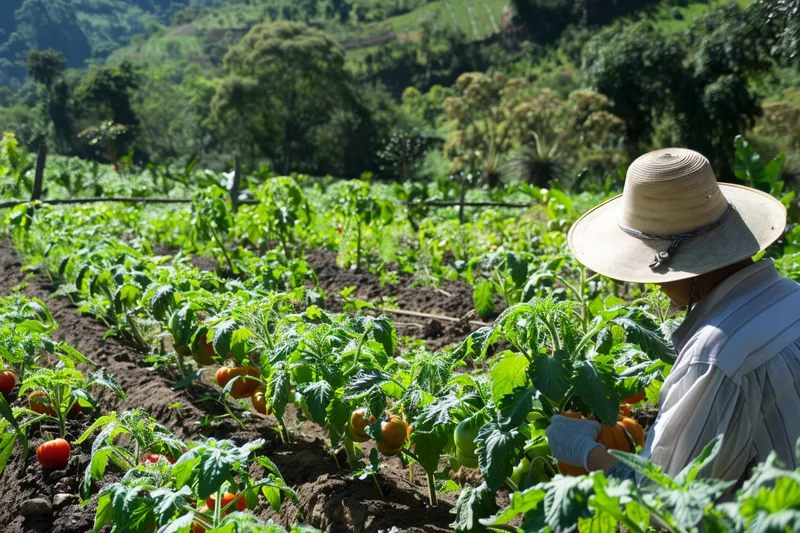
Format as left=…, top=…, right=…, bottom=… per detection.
left=687, top=278, right=697, bottom=315
left=618, top=203, right=734, bottom=270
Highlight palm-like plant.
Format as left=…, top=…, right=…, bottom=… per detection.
left=509, top=132, right=565, bottom=187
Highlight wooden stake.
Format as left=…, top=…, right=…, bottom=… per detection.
left=31, top=144, right=47, bottom=202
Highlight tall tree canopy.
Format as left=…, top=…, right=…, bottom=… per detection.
left=212, top=21, right=356, bottom=174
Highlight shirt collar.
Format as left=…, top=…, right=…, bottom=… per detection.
left=671, top=259, right=780, bottom=352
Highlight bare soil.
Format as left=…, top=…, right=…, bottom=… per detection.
left=0, top=239, right=457, bottom=533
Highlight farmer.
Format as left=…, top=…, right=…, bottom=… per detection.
left=547, top=148, right=800, bottom=485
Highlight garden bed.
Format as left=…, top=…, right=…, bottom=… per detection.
left=0, top=239, right=458, bottom=533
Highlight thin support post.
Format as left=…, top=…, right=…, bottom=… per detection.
left=31, top=144, right=47, bottom=202
left=230, top=155, right=241, bottom=212
left=458, top=174, right=467, bottom=225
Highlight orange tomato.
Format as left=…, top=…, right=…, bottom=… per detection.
left=29, top=391, right=56, bottom=416
left=597, top=424, right=631, bottom=453
left=557, top=461, right=587, bottom=476
left=378, top=416, right=407, bottom=455
left=348, top=408, right=375, bottom=442
left=251, top=386, right=272, bottom=415
left=141, top=453, right=174, bottom=465
left=560, top=411, right=584, bottom=420
left=216, top=366, right=260, bottom=399
left=619, top=404, right=631, bottom=418
left=624, top=390, right=646, bottom=405
left=206, top=492, right=246, bottom=513
left=618, top=417, right=645, bottom=448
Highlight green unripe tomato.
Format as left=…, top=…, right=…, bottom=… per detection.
left=456, top=447, right=479, bottom=469
left=509, top=456, right=531, bottom=487
left=531, top=457, right=553, bottom=484
left=454, top=418, right=482, bottom=469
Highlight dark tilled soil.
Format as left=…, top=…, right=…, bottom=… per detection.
left=307, top=249, right=484, bottom=350
left=0, top=239, right=456, bottom=533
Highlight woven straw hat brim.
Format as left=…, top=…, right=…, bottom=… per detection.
left=567, top=184, right=787, bottom=284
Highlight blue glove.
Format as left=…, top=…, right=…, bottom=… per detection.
left=545, top=415, right=603, bottom=471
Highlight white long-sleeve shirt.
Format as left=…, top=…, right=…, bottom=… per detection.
left=641, top=259, right=800, bottom=483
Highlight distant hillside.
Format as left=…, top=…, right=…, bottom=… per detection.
left=0, top=0, right=187, bottom=87
left=0, top=0, right=512, bottom=87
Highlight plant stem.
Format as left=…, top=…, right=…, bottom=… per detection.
left=505, top=477, right=519, bottom=492
left=371, top=473, right=384, bottom=498
left=425, top=469, right=438, bottom=506
left=401, top=449, right=437, bottom=506
left=342, top=434, right=360, bottom=469
left=356, top=221, right=362, bottom=271
left=209, top=224, right=234, bottom=274
left=592, top=501, right=646, bottom=533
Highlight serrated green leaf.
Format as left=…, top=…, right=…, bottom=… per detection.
left=299, top=381, right=332, bottom=425
left=451, top=482, right=498, bottom=532
left=473, top=280, right=495, bottom=319
left=476, top=423, right=525, bottom=491
left=531, top=353, right=570, bottom=402
left=572, top=359, right=619, bottom=425
left=212, top=319, right=237, bottom=358
left=490, top=351, right=528, bottom=404
left=372, top=317, right=397, bottom=358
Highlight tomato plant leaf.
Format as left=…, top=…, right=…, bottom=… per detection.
left=611, top=314, right=675, bottom=364
left=490, top=351, right=528, bottom=403
left=572, top=359, right=620, bottom=425
left=452, top=327, right=498, bottom=363
left=476, top=423, right=525, bottom=491
left=345, top=370, right=391, bottom=398
left=0, top=431, right=15, bottom=479
left=267, top=370, right=290, bottom=419
left=93, top=493, right=113, bottom=532
left=157, top=512, right=193, bottom=533
left=152, top=486, right=192, bottom=523
left=497, top=387, right=535, bottom=430
left=473, top=280, right=495, bottom=319
left=212, top=319, right=237, bottom=358
left=542, top=475, right=595, bottom=530
left=480, top=485, right=546, bottom=526
left=531, top=352, right=571, bottom=402
left=413, top=425, right=450, bottom=474
left=506, top=252, right=529, bottom=288
left=451, top=482, right=497, bottom=532
left=413, top=393, right=460, bottom=432
left=372, top=317, right=397, bottom=358
left=299, top=381, right=332, bottom=425
left=326, top=389, right=349, bottom=448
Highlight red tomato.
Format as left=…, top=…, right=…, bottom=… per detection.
left=624, top=390, right=646, bottom=405
left=29, top=391, right=56, bottom=416
left=37, top=438, right=71, bottom=468
left=141, top=453, right=174, bottom=465
left=206, top=492, right=246, bottom=512
left=0, top=371, right=15, bottom=396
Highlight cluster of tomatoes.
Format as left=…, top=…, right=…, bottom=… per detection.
left=347, top=408, right=410, bottom=456
left=556, top=391, right=647, bottom=476
left=192, top=491, right=248, bottom=533
left=2, top=369, right=76, bottom=470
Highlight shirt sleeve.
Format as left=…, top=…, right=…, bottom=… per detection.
left=642, top=361, right=754, bottom=482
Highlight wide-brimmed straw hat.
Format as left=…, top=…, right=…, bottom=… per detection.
left=568, top=148, right=787, bottom=284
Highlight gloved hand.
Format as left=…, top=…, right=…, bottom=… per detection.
left=545, top=415, right=603, bottom=471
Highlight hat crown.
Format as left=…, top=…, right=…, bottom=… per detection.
left=619, top=148, right=729, bottom=235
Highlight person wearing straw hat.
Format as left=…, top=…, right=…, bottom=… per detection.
left=546, top=148, right=800, bottom=485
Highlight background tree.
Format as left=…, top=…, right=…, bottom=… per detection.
left=212, top=21, right=354, bottom=174
left=583, top=4, right=776, bottom=178
left=26, top=49, right=74, bottom=151
left=377, top=129, right=438, bottom=181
